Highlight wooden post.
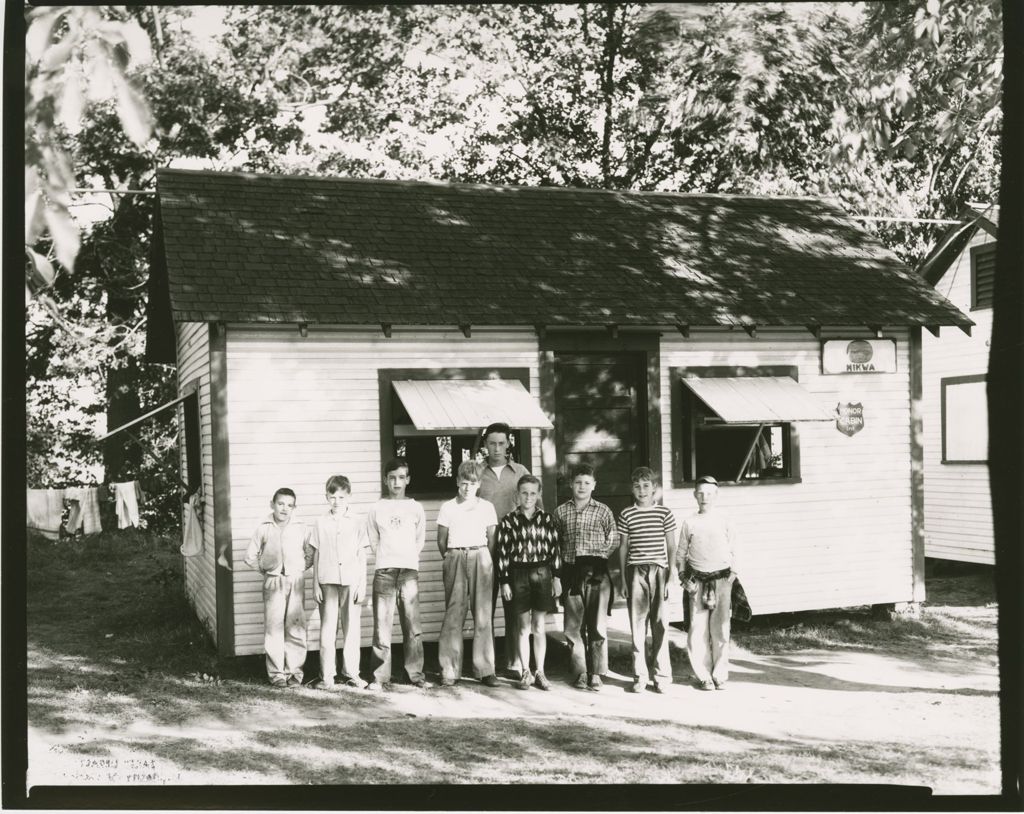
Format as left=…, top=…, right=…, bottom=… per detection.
left=209, top=321, right=236, bottom=657
left=909, top=326, right=926, bottom=604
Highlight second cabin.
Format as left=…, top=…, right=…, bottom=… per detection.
left=144, top=169, right=971, bottom=658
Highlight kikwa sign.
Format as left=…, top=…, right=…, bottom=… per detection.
left=822, top=339, right=897, bottom=374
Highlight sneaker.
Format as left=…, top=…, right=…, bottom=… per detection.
left=534, top=672, right=551, bottom=691
left=713, top=679, right=728, bottom=690
left=344, top=676, right=368, bottom=689
left=627, top=680, right=644, bottom=693
left=286, top=676, right=303, bottom=688
left=698, top=679, right=715, bottom=691
left=517, top=671, right=532, bottom=691
left=366, top=681, right=385, bottom=692
left=572, top=673, right=588, bottom=690
left=440, top=677, right=457, bottom=688
left=651, top=681, right=665, bottom=694
left=480, top=674, right=499, bottom=688
left=311, top=678, right=336, bottom=691
left=411, top=677, right=433, bottom=689
left=270, top=680, right=289, bottom=689
left=588, top=674, right=603, bottom=692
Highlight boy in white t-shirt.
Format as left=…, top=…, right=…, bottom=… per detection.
left=436, top=460, right=499, bottom=687
left=366, top=457, right=430, bottom=690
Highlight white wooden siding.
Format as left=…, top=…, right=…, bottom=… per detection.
left=224, top=328, right=545, bottom=656
left=220, top=324, right=920, bottom=655
left=921, top=229, right=994, bottom=563
left=176, top=322, right=218, bottom=641
left=660, top=328, right=916, bottom=615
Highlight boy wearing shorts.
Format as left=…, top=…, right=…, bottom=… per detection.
left=617, top=467, right=677, bottom=693
left=310, top=475, right=369, bottom=690
left=437, top=461, right=499, bottom=687
left=496, top=475, right=561, bottom=690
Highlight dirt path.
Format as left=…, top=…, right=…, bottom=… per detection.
left=28, top=603, right=1001, bottom=791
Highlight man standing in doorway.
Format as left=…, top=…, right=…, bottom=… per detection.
left=477, top=422, right=535, bottom=677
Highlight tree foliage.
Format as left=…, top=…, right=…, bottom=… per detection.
left=25, top=2, right=1002, bottom=531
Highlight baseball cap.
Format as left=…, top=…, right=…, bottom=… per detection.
left=695, top=475, right=719, bottom=486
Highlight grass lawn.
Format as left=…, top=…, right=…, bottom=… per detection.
left=26, top=531, right=1001, bottom=792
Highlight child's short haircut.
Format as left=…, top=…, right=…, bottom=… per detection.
left=570, top=463, right=595, bottom=480
left=272, top=487, right=296, bottom=503
left=457, top=460, right=482, bottom=482
left=383, top=457, right=410, bottom=477
left=482, top=422, right=511, bottom=440
left=631, top=466, right=657, bottom=484
left=325, top=475, right=351, bottom=494
left=517, top=474, right=541, bottom=490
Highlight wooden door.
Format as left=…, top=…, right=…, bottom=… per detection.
left=553, top=352, right=648, bottom=516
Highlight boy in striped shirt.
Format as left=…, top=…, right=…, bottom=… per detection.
left=616, top=467, right=677, bottom=693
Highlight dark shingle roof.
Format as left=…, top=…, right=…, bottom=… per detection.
left=153, top=168, right=971, bottom=330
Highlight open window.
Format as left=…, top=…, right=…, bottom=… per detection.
left=670, top=366, right=833, bottom=486
left=378, top=369, right=551, bottom=499
left=941, top=374, right=987, bottom=464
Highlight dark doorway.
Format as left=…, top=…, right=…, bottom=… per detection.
left=553, top=352, right=648, bottom=516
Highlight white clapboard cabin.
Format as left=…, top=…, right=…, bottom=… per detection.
left=918, top=203, right=998, bottom=564
left=143, top=168, right=971, bottom=658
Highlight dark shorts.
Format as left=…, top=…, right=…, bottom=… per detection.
left=510, top=564, right=556, bottom=614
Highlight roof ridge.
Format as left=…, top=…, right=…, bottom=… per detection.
left=154, top=167, right=831, bottom=203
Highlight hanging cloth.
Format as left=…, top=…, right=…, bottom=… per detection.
left=180, top=492, right=204, bottom=557
left=27, top=488, right=65, bottom=539
left=731, top=577, right=752, bottom=622
left=63, top=487, right=103, bottom=535
left=112, top=481, right=142, bottom=529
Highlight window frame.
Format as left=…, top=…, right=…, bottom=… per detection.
left=970, top=242, right=996, bottom=311
left=940, top=373, right=988, bottom=464
left=669, top=364, right=803, bottom=488
left=378, top=367, right=534, bottom=500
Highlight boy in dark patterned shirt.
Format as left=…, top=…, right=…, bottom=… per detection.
left=496, top=475, right=561, bottom=690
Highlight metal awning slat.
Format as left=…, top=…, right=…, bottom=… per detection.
left=681, top=376, right=834, bottom=423
left=392, top=379, right=554, bottom=431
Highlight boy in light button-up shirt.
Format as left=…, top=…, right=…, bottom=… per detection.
left=309, top=475, right=369, bottom=690
left=244, top=487, right=314, bottom=687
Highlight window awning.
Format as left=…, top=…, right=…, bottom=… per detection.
left=392, top=379, right=554, bottom=431
left=681, top=377, right=834, bottom=423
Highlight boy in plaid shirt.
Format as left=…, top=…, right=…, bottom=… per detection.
left=554, top=463, right=616, bottom=691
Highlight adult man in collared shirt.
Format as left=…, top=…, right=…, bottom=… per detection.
left=476, top=422, right=536, bottom=676
left=554, top=463, right=617, bottom=691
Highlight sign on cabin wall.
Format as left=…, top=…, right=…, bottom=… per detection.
left=821, top=339, right=897, bottom=374
left=836, top=402, right=865, bottom=436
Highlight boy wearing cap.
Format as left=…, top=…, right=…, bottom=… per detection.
left=676, top=475, right=739, bottom=691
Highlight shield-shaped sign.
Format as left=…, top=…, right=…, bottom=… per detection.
left=836, top=402, right=864, bottom=436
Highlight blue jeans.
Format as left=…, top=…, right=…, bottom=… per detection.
left=371, top=568, right=425, bottom=683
